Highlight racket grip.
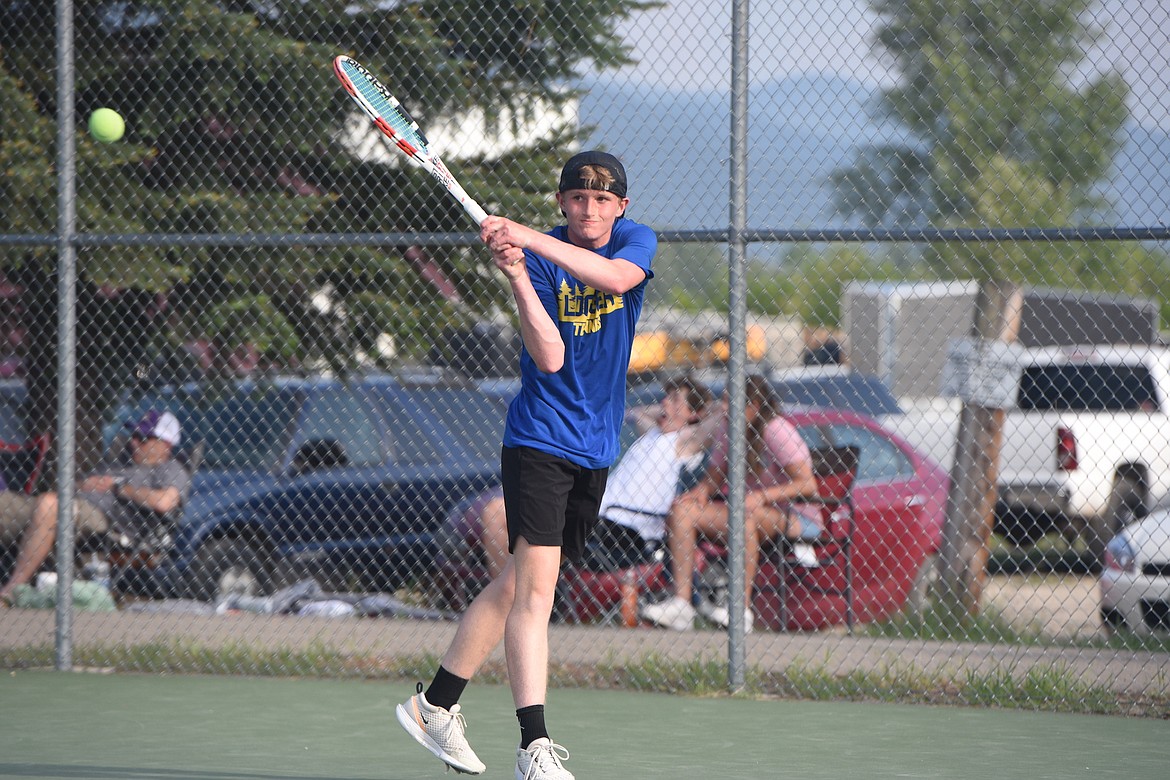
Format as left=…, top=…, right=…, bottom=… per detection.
left=464, top=199, right=489, bottom=226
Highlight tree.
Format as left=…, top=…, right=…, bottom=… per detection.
left=834, top=0, right=1128, bottom=237
left=0, top=0, right=659, bottom=469
left=830, top=0, right=1137, bottom=621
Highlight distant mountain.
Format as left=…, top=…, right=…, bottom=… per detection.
left=578, top=75, right=1169, bottom=233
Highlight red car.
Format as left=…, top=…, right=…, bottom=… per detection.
left=432, top=408, right=948, bottom=631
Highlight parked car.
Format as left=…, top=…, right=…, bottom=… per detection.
left=433, top=406, right=948, bottom=630
left=1099, top=499, right=1170, bottom=635
left=107, top=373, right=507, bottom=601
left=767, top=365, right=904, bottom=418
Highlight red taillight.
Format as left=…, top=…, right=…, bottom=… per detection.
left=1056, top=426, right=1078, bottom=471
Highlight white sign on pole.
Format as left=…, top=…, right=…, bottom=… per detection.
left=939, top=337, right=1026, bottom=409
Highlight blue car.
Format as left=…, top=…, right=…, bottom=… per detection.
left=112, top=373, right=507, bottom=601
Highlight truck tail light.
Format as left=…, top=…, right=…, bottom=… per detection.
left=1056, top=426, right=1078, bottom=471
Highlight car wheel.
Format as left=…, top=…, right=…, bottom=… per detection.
left=182, top=537, right=284, bottom=603
left=1089, top=476, right=1144, bottom=567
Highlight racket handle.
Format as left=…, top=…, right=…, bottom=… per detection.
left=464, top=199, right=489, bottom=226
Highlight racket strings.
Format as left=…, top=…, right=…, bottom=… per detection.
left=340, top=59, right=429, bottom=149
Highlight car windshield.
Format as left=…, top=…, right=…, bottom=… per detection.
left=117, top=385, right=301, bottom=470
left=406, top=388, right=508, bottom=461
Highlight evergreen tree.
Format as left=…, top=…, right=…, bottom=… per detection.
left=0, top=0, right=659, bottom=468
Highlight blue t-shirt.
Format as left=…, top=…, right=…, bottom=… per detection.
left=503, top=217, right=657, bottom=468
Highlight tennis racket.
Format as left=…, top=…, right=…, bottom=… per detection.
left=333, top=55, right=489, bottom=226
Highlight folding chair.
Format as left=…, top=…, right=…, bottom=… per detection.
left=776, top=444, right=860, bottom=631
left=0, top=432, right=51, bottom=495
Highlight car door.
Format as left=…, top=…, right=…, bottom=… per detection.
left=825, top=421, right=929, bottom=588
left=270, top=385, right=392, bottom=586
left=377, top=384, right=506, bottom=533
left=370, top=384, right=506, bottom=585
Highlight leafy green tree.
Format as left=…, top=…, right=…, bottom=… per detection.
left=746, top=244, right=932, bottom=329
left=834, top=0, right=1128, bottom=238
left=0, top=0, right=658, bottom=468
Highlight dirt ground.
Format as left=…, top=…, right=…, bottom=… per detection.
left=981, top=573, right=1105, bottom=640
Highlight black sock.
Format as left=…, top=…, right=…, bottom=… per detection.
left=423, top=666, right=468, bottom=711
left=516, top=704, right=548, bottom=749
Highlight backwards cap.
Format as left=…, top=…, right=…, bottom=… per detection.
left=558, top=150, right=627, bottom=198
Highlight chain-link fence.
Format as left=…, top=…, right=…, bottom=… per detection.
left=1, top=0, right=1168, bottom=715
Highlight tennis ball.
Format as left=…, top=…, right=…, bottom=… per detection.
left=88, top=108, right=125, bottom=143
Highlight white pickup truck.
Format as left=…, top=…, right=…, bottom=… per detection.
left=880, top=344, right=1170, bottom=560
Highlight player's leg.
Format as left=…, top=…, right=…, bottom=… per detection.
left=480, top=495, right=510, bottom=578
left=394, top=524, right=520, bottom=775
left=499, top=445, right=573, bottom=737
left=508, top=459, right=603, bottom=780
left=505, top=538, right=560, bottom=710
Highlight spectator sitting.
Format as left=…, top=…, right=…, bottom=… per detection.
left=641, top=375, right=818, bottom=633
left=477, top=374, right=720, bottom=579
left=0, top=411, right=190, bottom=605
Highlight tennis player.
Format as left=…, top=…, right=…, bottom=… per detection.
left=395, top=151, right=656, bottom=780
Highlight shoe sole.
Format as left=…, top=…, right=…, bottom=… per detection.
left=395, top=702, right=486, bottom=775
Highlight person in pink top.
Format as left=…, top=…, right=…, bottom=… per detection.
left=641, top=375, right=817, bottom=632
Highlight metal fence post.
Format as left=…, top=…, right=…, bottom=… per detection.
left=53, top=0, right=79, bottom=671
left=726, top=0, right=750, bottom=692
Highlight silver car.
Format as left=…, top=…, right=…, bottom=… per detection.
left=1099, top=505, right=1170, bottom=634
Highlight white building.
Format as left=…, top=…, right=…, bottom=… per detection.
left=342, top=94, right=579, bottom=164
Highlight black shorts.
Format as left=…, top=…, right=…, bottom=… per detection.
left=501, top=445, right=609, bottom=564
left=582, top=518, right=661, bottom=572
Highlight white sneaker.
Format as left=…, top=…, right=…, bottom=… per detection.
left=395, top=685, right=486, bottom=774
left=516, top=738, right=573, bottom=780
left=697, top=600, right=754, bottom=633
left=640, top=595, right=696, bottom=631
left=792, top=542, right=820, bottom=568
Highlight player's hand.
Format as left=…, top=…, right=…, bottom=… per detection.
left=493, top=244, right=527, bottom=279
left=480, top=216, right=530, bottom=252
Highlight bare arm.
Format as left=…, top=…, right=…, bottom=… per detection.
left=481, top=217, right=646, bottom=295
left=675, top=411, right=723, bottom=457
left=625, top=403, right=662, bottom=436
left=753, top=458, right=817, bottom=505
left=118, top=482, right=182, bottom=515
left=85, top=474, right=182, bottom=515
left=490, top=240, right=564, bottom=373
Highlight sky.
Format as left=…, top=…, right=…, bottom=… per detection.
left=604, top=0, right=1170, bottom=129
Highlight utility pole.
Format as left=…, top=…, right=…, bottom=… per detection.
left=937, top=281, right=1023, bottom=619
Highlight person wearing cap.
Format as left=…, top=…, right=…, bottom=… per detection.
left=395, top=151, right=656, bottom=780
left=0, top=410, right=191, bottom=604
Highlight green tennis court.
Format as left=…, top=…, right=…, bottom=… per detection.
left=1, top=670, right=1163, bottom=779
